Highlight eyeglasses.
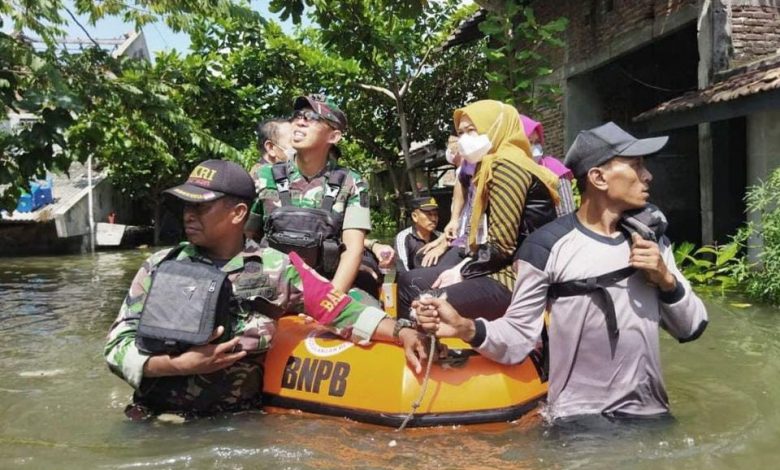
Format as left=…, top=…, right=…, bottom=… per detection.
left=292, top=109, right=334, bottom=128
left=269, top=141, right=288, bottom=151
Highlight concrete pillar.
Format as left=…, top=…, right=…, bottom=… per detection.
left=697, top=0, right=732, bottom=244
left=697, top=1, right=716, bottom=244
left=746, top=110, right=780, bottom=185
left=746, top=109, right=780, bottom=259
left=698, top=123, right=715, bottom=244
left=564, top=73, right=603, bottom=149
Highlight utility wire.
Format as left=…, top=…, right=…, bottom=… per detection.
left=151, top=22, right=169, bottom=49
left=615, top=64, right=695, bottom=93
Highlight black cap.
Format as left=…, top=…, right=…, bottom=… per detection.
left=564, top=122, right=668, bottom=178
left=410, top=196, right=438, bottom=212
left=293, top=94, right=348, bottom=131
left=164, top=159, right=255, bottom=203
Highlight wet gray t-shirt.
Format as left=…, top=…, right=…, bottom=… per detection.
left=469, top=214, right=708, bottom=420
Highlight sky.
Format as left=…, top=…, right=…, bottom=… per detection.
left=4, top=0, right=296, bottom=58
left=7, top=1, right=473, bottom=58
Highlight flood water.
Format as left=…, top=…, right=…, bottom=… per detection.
left=1, top=249, right=779, bottom=469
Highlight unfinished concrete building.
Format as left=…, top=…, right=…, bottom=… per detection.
left=451, top=0, right=780, bottom=245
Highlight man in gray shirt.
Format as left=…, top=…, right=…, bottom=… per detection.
left=415, top=122, right=708, bottom=421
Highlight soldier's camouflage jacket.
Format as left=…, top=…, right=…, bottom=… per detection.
left=104, top=239, right=386, bottom=415
left=250, top=158, right=371, bottom=231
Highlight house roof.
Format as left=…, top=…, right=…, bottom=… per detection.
left=441, top=9, right=487, bottom=49
left=635, top=55, right=780, bottom=122
left=23, top=30, right=149, bottom=61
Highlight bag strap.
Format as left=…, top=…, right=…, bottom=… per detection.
left=271, top=162, right=292, bottom=206
left=159, top=243, right=189, bottom=265
left=231, top=255, right=287, bottom=319
left=545, top=208, right=667, bottom=340
left=321, top=168, right=348, bottom=212
left=547, top=266, right=635, bottom=339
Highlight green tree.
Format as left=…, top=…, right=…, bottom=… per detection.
left=170, top=16, right=361, bottom=157
left=0, top=0, right=256, bottom=213
left=1, top=13, right=78, bottom=209
left=270, top=0, right=486, bottom=198
left=63, top=49, right=242, bottom=243
left=269, top=0, right=427, bottom=24
left=477, top=0, right=568, bottom=109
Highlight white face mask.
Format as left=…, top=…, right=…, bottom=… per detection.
left=445, top=147, right=457, bottom=165
left=531, top=143, right=543, bottom=160
left=457, top=103, right=506, bottom=164
left=458, top=133, right=492, bottom=164
left=281, top=146, right=296, bottom=161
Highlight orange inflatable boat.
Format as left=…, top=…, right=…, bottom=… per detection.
left=262, top=316, right=548, bottom=427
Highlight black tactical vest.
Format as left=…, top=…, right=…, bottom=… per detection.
left=263, top=162, right=348, bottom=277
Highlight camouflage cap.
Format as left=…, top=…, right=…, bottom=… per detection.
left=294, top=94, right=348, bottom=131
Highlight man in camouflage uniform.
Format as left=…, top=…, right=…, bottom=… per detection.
left=105, top=159, right=426, bottom=419
left=248, top=95, right=380, bottom=298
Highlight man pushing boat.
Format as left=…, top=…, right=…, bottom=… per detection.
left=105, top=159, right=427, bottom=419
left=415, top=122, right=708, bottom=421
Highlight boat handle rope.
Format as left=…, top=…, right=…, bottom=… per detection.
left=396, top=333, right=437, bottom=432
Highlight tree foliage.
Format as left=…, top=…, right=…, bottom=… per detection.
left=0, top=0, right=254, bottom=212
left=729, top=168, right=780, bottom=304
left=478, top=0, right=567, bottom=109
left=269, top=0, right=428, bottom=24
left=268, top=0, right=487, bottom=198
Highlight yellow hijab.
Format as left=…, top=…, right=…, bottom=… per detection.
left=453, top=100, right=560, bottom=251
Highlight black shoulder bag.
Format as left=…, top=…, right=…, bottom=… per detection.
left=136, top=248, right=232, bottom=355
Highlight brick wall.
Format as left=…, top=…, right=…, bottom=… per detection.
left=731, top=5, right=780, bottom=66
left=531, top=92, right=565, bottom=157
left=565, top=0, right=696, bottom=63
left=513, top=0, right=697, bottom=156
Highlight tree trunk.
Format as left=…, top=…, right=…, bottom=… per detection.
left=396, top=95, right=419, bottom=198
left=153, top=195, right=162, bottom=246
left=384, top=161, right=402, bottom=199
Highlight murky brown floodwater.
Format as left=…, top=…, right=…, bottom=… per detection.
left=1, top=249, right=779, bottom=469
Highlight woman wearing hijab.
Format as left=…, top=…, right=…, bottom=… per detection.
left=520, top=114, right=576, bottom=216
left=397, top=100, right=560, bottom=321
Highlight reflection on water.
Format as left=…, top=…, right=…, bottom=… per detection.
left=1, top=249, right=779, bottom=469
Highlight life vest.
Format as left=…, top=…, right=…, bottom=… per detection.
left=546, top=204, right=669, bottom=339
left=264, top=162, right=348, bottom=277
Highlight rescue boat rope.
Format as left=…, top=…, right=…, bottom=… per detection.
left=396, top=333, right=437, bottom=432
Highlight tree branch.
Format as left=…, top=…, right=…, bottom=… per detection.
left=400, top=45, right=434, bottom=97
left=357, top=83, right=396, bottom=100
left=64, top=7, right=100, bottom=48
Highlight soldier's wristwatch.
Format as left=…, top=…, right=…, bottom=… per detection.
left=393, top=318, right=416, bottom=344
